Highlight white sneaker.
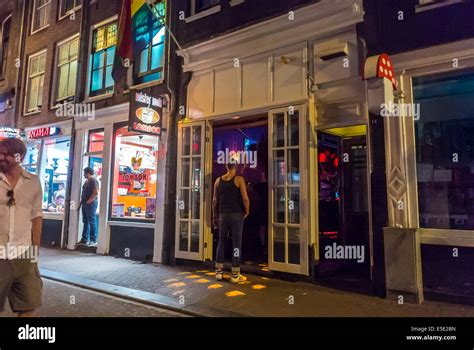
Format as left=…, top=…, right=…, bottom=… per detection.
left=231, top=273, right=247, bottom=284
left=215, top=271, right=223, bottom=281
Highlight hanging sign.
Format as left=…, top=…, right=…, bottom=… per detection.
left=129, top=90, right=163, bottom=136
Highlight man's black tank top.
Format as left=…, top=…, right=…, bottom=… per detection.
left=218, top=176, right=244, bottom=214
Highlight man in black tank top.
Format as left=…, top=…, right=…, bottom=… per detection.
left=212, top=163, right=250, bottom=283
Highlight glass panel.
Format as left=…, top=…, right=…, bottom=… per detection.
left=273, top=113, right=285, bottom=148
left=91, top=68, right=103, bottom=92
left=288, top=227, right=300, bottom=264
left=138, top=48, right=148, bottom=74
left=69, top=39, right=79, bottom=60
left=179, top=221, right=189, bottom=252
left=23, top=141, right=40, bottom=167
left=38, top=54, right=46, bottom=72
left=191, top=187, right=200, bottom=220
left=413, top=72, right=474, bottom=230
left=182, top=127, right=190, bottom=156
left=273, top=150, right=285, bottom=186
left=58, top=44, right=69, bottom=65
left=288, top=110, right=299, bottom=147
left=93, top=51, right=104, bottom=69
left=273, top=225, right=285, bottom=263
left=40, top=138, right=70, bottom=213
left=274, top=187, right=285, bottom=223
left=192, top=126, right=202, bottom=155
left=179, top=189, right=189, bottom=219
left=27, top=76, right=40, bottom=111
left=287, top=149, right=300, bottom=185
left=181, top=158, right=190, bottom=187
left=88, top=130, right=104, bottom=153
left=67, top=60, right=78, bottom=96
left=57, top=65, right=69, bottom=100
left=151, top=43, right=164, bottom=70
left=111, top=126, right=158, bottom=221
left=192, top=158, right=201, bottom=189
left=106, top=46, right=115, bottom=66
left=190, top=221, right=200, bottom=253
left=105, top=66, right=114, bottom=89
left=288, top=187, right=300, bottom=224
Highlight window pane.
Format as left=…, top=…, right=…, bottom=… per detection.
left=288, top=227, right=300, bottom=264
left=274, top=187, right=285, bottom=223
left=106, top=46, right=115, bottom=66
left=151, top=43, right=164, bottom=71
left=138, top=48, right=149, bottom=74
left=38, top=53, right=46, bottom=72
left=91, top=68, right=104, bottom=92
left=57, top=65, right=69, bottom=99
left=192, top=158, right=201, bottom=190
left=23, top=141, right=40, bottom=166
left=58, top=44, right=69, bottom=65
left=182, top=127, right=190, bottom=156
left=40, top=138, right=70, bottom=213
left=287, top=149, right=300, bottom=185
left=288, top=110, right=299, bottom=146
left=288, top=187, right=300, bottom=224
left=190, top=221, right=200, bottom=253
left=273, top=150, right=285, bottom=186
left=69, top=39, right=79, bottom=60
left=414, top=71, right=474, bottom=230
left=92, top=51, right=105, bottom=69
left=179, top=221, right=189, bottom=252
left=192, top=126, right=201, bottom=155
left=179, top=189, right=189, bottom=219
left=88, top=130, right=104, bottom=153
left=273, top=113, right=285, bottom=148
left=67, top=60, right=78, bottom=96
left=105, top=66, right=114, bottom=89
left=30, top=56, right=39, bottom=75
left=273, top=225, right=285, bottom=263
left=111, top=126, right=158, bottom=221
left=181, top=158, right=190, bottom=187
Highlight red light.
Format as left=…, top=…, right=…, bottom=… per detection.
left=319, top=153, right=327, bottom=163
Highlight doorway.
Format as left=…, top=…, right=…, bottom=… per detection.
left=211, top=116, right=269, bottom=269
left=317, top=125, right=371, bottom=293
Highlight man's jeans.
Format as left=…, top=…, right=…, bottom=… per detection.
left=215, top=212, right=244, bottom=273
left=81, top=201, right=98, bottom=243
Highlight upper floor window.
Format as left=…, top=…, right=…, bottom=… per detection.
left=195, top=0, right=220, bottom=13
left=25, top=51, right=46, bottom=114
left=133, top=0, right=166, bottom=85
left=0, top=15, right=11, bottom=80
left=90, top=21, right=117, bottom=97
left=32, top=0, right=51, bottom=33
left=55, top=37, right=79, bottom=103
left=59, top=0, right=82, bottom=19
left=416, top=0, right=464, bottom=11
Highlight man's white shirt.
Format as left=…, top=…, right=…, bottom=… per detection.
left=0, top=168, right=43, bottom=259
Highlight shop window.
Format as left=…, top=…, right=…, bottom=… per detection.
left=111, top=125, right=158, bottom=221
left=23, top=140, right=41, bottom=174
left=25, top=51, right=46, bottom=114
left=55, top=36, right=79, bottom=103
left=133, top=1, right=166, bottom=85
left=32, top=0, right=51, bottom=33
left=59, top=0, right=82, bottom=19
left=0, top=15, right=11, bottom=80
left=413, top=70, right=474, bottom=230
left=88, top=129, right=104, bottom=153
left=90, top=22, right=117, bottom=97
left=86, top=129, right=104, bottom=215
left=39, top=137, right=71, bottom=214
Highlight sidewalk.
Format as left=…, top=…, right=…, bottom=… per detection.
left=39, top=247, right=474, bottom=317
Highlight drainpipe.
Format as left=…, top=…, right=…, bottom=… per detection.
left=13, top=0, right=27, bottom=128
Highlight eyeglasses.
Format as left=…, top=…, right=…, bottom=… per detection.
left=7, top=190, right=15, bottom=207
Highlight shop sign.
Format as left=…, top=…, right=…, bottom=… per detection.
left=0, top=127, right=23, bottom=139
left=129, top=90, right=163, bottom=136
left=28, top=127, right=61, bottom=139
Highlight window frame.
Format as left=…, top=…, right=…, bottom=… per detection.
left=53, top=34, right=80, bottom=105
left=193, top=0, right=220, bottom=14
left=109, top=121, right=159, bottom=223
left=415, top=0, right=464, bottom=13
left=86, top=17, right=118, bottom=100
left=58, top=0, right=82, bottom=21
left=31, top=0, right=51, bottom=35
left=0, top=14, right=12, bottom=80
left=132, top=0, right=166, bottom=85
left=24, top=49, right=47, bottom=116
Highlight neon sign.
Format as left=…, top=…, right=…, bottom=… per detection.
left=28, top=127, right=61, bottom=139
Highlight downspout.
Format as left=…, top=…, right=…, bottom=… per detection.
left=13, top=0, right=27, bottom=127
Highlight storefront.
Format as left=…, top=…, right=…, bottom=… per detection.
left=372, top=38, right=474, bottom=303
left=23, top=121, right=74, bottom=247
left=68, top=94, right=168, bottom=262
left=175, top=1, right=369, bottom=283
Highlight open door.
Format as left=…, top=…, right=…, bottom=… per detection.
left=268, top=106, right=309, bottom=275
left=175, top=121, right=207, bottom=260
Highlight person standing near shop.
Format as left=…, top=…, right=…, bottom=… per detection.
left=212, top=163, right=250, bottom=283
left=78, top=167, right=99, bottom=247
left=0, top=138, right=44, bottom=317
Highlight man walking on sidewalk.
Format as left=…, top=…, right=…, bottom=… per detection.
left=212, top=163, right=250, bottom=283
left=78, top=167, right=99, bottom=247
left=0, top=138, right=43, bottom=317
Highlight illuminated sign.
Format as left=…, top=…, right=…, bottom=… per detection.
left=0, top=127, right=22, bottom=139
left=129, top=90, right=163, bottom=136
left=28, top=127, right=61, bottom=139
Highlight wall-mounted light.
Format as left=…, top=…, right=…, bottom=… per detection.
left=280, top=56, right=291, bottom=64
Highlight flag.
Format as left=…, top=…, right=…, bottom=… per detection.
left=112, top=0, right=165, bottom=82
